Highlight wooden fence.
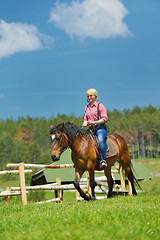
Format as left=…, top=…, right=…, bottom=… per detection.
left=0, top=162, right=131, bottom=206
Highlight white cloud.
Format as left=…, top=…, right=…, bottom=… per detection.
left=49, top=0, right=132, bottom=40
left=0, top=20, right=53, bottom=59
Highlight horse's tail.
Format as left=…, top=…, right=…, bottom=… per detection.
left=130, top=161, right=142, bottom=190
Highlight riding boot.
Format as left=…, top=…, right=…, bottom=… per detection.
left=100, top=159, right=107, bottom=168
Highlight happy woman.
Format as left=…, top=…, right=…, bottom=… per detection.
left=82, top=88, right=109, bottom=168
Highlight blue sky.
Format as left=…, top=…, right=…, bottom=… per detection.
left=0, top=0, right=160, bottom=120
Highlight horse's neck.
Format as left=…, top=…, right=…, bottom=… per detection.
left=69, top=134, right=90, bottom=156
left=69, top=137, right=80, bottom=152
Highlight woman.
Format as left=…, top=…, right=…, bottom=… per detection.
left=82, top=88, right=109, bottom=168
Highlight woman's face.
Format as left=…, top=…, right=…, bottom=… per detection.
left=87, top=94, right=96, bottom=103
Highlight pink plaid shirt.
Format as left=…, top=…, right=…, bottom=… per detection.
left=84, top=101, right=108, bottom=124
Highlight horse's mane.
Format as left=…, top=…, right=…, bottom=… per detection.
left=50, top=122, right=88, bottom=142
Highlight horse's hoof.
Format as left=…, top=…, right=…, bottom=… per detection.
left=84, top=195, right=90, bottom=201
left=107, top=195, right=113, bottom=199
left=91, top=197, right=96, bottom=201
left=132, top=193, right=137, bottom=196
left=88, top=195, right=96, bottom=201
left=85, top=195, right=96, bottom=201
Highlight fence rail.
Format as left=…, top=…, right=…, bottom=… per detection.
left=0, top=162, right=130, bottom=206
left=6, top=163, right=74, bottom=169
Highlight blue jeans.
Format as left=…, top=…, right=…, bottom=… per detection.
left=90, top=125, right=107, bottom=160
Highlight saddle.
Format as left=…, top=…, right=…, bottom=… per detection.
left=89, top=130, right=117, bottom=159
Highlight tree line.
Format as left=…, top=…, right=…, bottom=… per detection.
left=0, top=105, right=160, bottom=170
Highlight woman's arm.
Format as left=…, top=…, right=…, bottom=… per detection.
left=87, top=119, right=105, bottom=126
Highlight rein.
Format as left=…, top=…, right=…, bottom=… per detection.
left=51, top=123, right=86, bottom=156
left=59, top=129, right=81, bottom=154
left=59, top=133, right=71, bottom=154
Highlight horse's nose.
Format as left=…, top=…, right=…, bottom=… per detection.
left=51, top=155, right=59, bottom=162
left=51, top=155, right=56, bottom=161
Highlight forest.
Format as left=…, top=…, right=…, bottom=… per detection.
left=0, top=105, right=160, bottom=170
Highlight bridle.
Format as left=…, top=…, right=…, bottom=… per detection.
left=51, top=131, right=71, bottom=155
left=59, top=133, right=71, bottom=154
left=51, top=127, right=83, bottom=156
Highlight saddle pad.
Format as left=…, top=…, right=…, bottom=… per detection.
left=89, top=132, right=117, bottom=159
left=106, top=138, right=118, bottom=158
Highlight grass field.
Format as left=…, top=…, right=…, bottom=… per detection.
left=0, top=159, right=160, bottom=240
left=0, top=194, right=160, bottom=240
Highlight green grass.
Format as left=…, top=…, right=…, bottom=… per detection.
left=143, top=163, right=160, bottom=174
left=0, top=159, right=160, bottom=240
left=134, top=158, right=160, bottom=162
left=139, top=177, right=160, bottom=194
left=134, top=158, right=160, bottom=175
left=0, top=173, right=31, bottom=189
left=0, top=194, right=160, bottom=240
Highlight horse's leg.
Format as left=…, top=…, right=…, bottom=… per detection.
left=74, top=170, right=90, bottom=201
left=119, top=145, right=137, bottom=196
left=104, top=167, right=114, bottom=198
left=89, top=171, right=96, bottom=200
left=125, top=166, right=137, bottom=196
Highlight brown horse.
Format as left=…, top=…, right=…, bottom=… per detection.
left=50, top=122, right=140, bottom=201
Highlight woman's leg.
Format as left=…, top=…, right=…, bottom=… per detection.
left=96, top=128, right=107, bottom=163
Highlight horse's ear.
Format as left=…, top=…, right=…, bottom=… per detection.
left=58, top=123, right=64, bottom=132
left=50, top=125, right=54, bottom=130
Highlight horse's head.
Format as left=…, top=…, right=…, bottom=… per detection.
left=50, top=123, right=70, bottom=162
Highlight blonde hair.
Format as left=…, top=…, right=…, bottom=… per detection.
left=86, top=88, right=98, bottom=98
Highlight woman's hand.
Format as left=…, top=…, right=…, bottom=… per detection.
left=87, top=121, right=95, bottom=126
left=82, top=121, right=95, bottom=127
left=87, top=119, right=105, bottom=126
left=82, top=121, right=88, bottom=127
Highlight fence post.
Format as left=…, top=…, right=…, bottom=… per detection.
left=86, top=171, right=92, bottom=197
left=56, top=177, right=63, bottom=201
left=119, top=166, right=126, bottom=194
left=128, top=180, right=132, bottom=196
left=5, top=187, right=10, bottom=206
left=76, top=189, right=80, bottom=201
left=19, top=162, right=27, bottom=206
